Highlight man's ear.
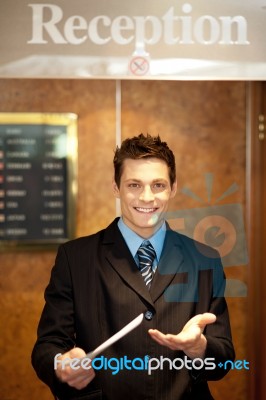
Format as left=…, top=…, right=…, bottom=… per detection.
left=170, top=180, right=177, bottom=198
left=112, top=179, right=120, bottom=198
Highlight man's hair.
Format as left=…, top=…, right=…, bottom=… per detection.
left=113, top=133, right=176, bottom=187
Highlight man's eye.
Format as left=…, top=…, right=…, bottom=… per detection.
left=128, top=183, right=140, bottom=188
left=154, top=183, right=165, bottom=189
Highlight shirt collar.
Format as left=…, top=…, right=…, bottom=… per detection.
left=117, top=217, right=166, bottom=261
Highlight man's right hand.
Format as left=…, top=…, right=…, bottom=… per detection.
left=55, top=347, right=95, bottom=390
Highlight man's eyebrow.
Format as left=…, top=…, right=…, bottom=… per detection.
left=124, top=178, right=168, bottom=183
left=124, top=179, right=142, bottom=182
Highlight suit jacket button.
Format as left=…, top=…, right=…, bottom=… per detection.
left=145, top=311, right=153, bottom=320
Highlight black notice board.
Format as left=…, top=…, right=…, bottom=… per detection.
left=0, top=113, right=77, bottom=250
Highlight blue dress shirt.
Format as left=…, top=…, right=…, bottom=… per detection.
left=117, top=217, right=166, bottom=273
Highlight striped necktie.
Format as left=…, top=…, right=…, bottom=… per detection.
left=137, top=240, right=156, bottom=289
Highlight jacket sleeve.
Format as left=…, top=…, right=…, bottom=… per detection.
left=204, top=265, right=235, bottom=380
left=31, top=244, right=81, bottom=398
left=191, top=251, right=235, bottom=383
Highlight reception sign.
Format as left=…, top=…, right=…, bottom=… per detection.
left=0, top=0, right=265, bottom=79
left=0, top=113, right=77, bottom=249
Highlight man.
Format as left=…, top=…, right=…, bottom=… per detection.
left=32, top=134, right=235, bottom=400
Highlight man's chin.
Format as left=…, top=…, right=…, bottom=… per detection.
left=138, top=215, right=163, bottom=230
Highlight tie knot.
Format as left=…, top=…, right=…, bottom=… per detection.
left=137, top=240, right=156, bottom=265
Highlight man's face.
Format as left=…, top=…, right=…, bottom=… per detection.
left=113, top=158, right=177, bottom=238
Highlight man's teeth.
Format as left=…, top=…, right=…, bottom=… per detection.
left=136, top=207, right=156, bottom=213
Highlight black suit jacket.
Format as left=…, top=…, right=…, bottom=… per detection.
left=32, top=218, right=235, bottom=400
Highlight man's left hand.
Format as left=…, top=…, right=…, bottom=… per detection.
left=148, top=313, right=216, bottom=359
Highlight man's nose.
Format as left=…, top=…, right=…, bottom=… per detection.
left=139, top=186, right=155, bottom=202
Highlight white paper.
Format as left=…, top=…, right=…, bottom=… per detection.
left=86, top=313, right=144, bottom=360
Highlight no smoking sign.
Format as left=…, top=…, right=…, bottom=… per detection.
left=129, top=56, right=150, bottom=76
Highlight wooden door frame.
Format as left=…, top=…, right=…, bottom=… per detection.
left=246, top=81, right=266, bottom=400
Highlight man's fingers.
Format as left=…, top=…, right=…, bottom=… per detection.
left=148, top=329, right=167, bottom=345
left=68, top=368, right=95, bottom=389
left=67, top=347, right=87, bottom=359
left=198, top=312, right=216, bottom=325
left=185, top=313, right=216, bottom=330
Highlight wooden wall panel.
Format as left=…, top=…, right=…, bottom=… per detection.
left=0, top=79, right=248, bottom=400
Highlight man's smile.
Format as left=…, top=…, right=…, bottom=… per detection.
left=134, top=207, right=158, bottom=213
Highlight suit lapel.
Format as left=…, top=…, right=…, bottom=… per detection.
left=150, top=230, right=185, bottom=302
left=102, top=219, right=154, bottom=307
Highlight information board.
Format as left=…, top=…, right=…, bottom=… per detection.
left=0, top=113, right=77, bottom=249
